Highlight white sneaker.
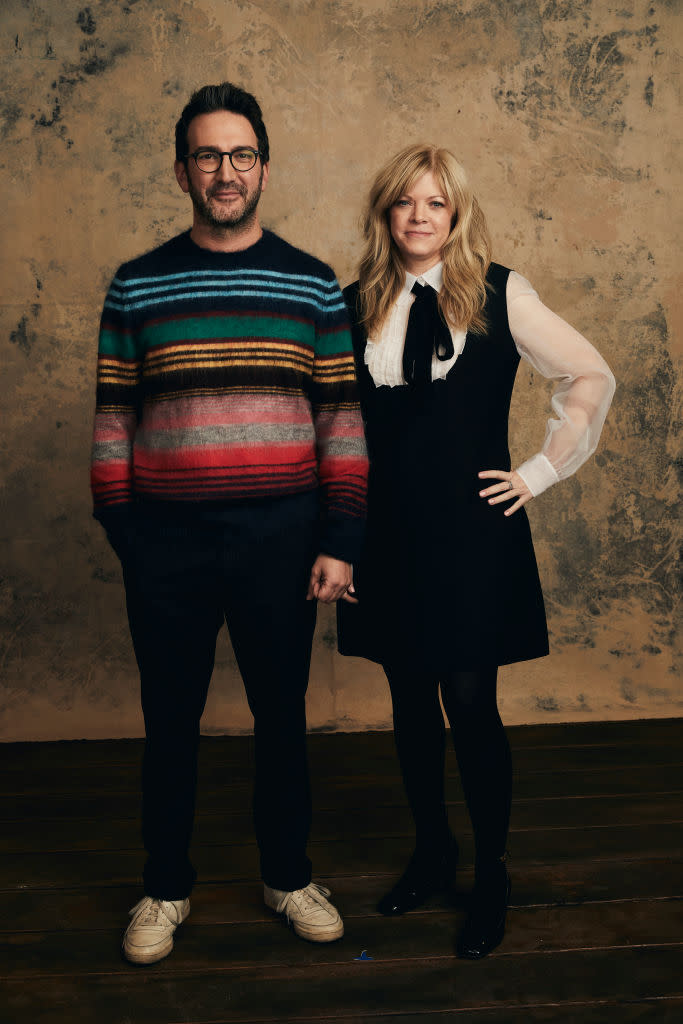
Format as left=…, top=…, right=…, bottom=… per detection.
left=264, top=881, right=344, bottom=942
left=122, top=896, right=190, bottom=964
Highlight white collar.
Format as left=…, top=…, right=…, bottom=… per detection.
left=402, top=261, right=444, bottom=297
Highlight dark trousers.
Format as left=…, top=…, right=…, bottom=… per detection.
left=383, top=663, right=512, bottom=870
left=122, top=498, right=319, bottom=900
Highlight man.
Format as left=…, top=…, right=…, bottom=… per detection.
left=91, top=82, right=368, bottom=964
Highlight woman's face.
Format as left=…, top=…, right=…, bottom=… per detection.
left=388, top=171, right=454, bottom=275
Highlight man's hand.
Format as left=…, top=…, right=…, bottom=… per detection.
left=306, top=554, right=356, bottom=604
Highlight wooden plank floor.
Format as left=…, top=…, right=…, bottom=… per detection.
left=1, top=719, right=682, bottom=1023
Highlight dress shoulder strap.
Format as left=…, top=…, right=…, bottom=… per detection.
left=486, top=261, right=511, bottom=295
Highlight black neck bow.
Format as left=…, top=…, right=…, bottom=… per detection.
left=402, top=281, right=454, bottom=387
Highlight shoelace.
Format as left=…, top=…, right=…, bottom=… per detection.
left=129, top=897, right=174, bottom=927
left=283, top=883, right=331, bottom=919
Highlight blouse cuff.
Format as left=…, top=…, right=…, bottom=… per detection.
left=515, top=453, right=560, bottom=498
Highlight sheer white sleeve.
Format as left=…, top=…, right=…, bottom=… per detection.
left=507, top=271, right=616, bottom=497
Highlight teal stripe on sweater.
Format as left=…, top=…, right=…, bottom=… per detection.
left=105, top=290, right=346, bottom=315
left=314, top=327, right=355, bottom=357
left=99, top=319, right=353, bottom=358
left=110, top=280, right=340, bottom=307
left=98, top=329, right=141, bottom=360
left=114, top=270, right=344, bottom=290
left=113, top=269, right=340, bottom=291
left=136, top=315, right=315, bottom=350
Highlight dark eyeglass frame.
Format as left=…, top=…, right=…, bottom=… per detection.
left=185, top=147, right=260, bottom=173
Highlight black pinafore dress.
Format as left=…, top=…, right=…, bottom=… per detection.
left=337, top=262, right=549, bottom=670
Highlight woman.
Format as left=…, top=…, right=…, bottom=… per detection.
left=338, top=144, right=615, bottom=959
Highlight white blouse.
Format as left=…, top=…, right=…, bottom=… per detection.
left=364, top=263, right=616, bottom=497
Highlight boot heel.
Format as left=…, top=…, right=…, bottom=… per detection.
left=455, top=856, right=510, bottom=960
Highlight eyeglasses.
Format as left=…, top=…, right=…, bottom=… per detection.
left=186, top=147, right=260, bottom=173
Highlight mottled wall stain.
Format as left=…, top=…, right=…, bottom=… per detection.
left=0, top=0, right=680, bottom=740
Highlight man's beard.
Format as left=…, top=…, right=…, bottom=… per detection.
left=189, top=166, right=264, bottom=230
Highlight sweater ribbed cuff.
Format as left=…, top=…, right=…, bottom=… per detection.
left=93, top=505, right=138, bottom=562
left=319, top=517, right=365, bottom=566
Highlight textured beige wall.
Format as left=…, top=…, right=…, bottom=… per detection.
left=1, top=0, right=681, bottom=740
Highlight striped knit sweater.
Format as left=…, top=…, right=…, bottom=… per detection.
left=91, top=230, right=368, bottom=561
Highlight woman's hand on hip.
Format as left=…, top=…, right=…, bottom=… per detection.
left=478, top=469, right=533, bottom=516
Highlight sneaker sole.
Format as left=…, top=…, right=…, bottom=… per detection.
left=291, top=919, right=345, bottom=943
left=123, top=936, right=175, bottom=964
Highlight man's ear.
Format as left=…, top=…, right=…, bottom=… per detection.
left=174, top=160, right=190, bottom=194
left=260, top=162, right=270, bottom=193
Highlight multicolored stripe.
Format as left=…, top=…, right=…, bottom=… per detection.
left=91, top=231, right=368, bottom=531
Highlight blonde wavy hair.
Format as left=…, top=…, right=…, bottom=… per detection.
left=358, top=143, right=492, bottom=337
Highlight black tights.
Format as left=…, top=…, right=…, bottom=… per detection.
left=383, top=663, right=512, bottom=866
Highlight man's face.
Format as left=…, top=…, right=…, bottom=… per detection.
left=175, top=111, right=269, bottom=230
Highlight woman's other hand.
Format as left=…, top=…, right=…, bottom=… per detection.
left=478, top=469, right=533, bottom=517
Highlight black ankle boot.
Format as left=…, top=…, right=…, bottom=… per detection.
left=377, top=837, right=459, bottom=916
left=455, top=854, right=510, bottom=959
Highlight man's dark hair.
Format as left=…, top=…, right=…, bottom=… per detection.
left=175, top=82, right=270, bottom=164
